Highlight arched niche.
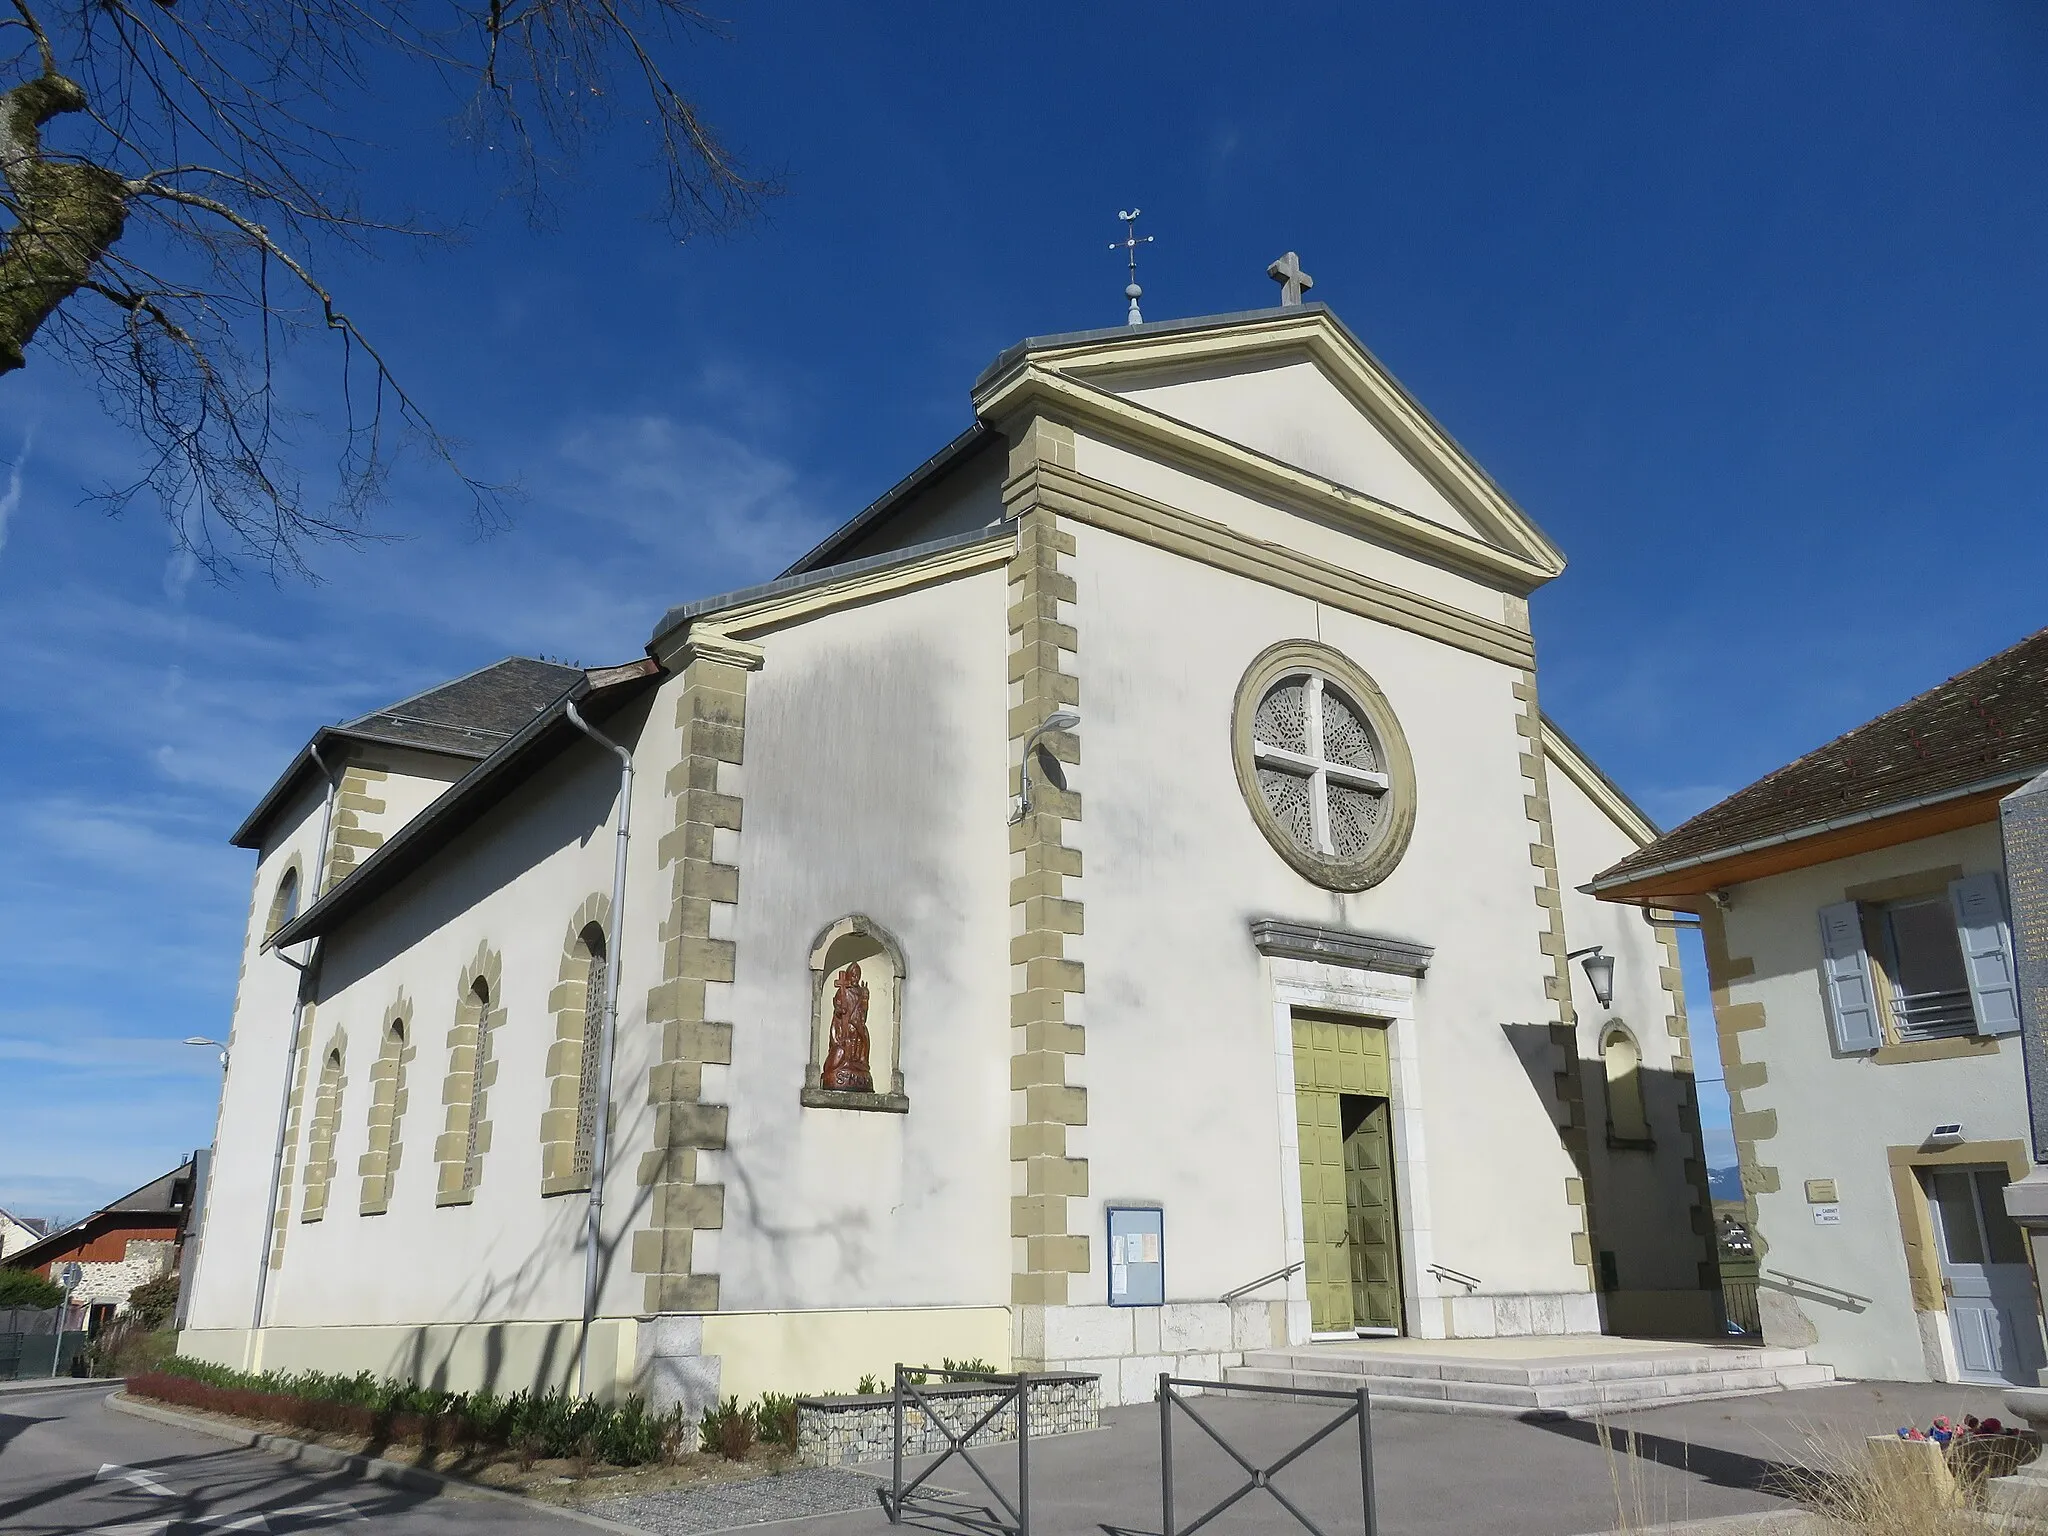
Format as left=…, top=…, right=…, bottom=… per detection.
left=1601, top=1020, right=1652, bottom=1149
left=801, top=914, right=909, bottom=1113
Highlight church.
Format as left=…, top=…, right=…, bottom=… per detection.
left=179, top=270, right=1721, bottom=1413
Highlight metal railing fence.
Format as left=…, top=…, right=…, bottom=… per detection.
left=1159, top=1374, right=1378, bottom=1536
left=879, top=1363, right=1036, bottom=1536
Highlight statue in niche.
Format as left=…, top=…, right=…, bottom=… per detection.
left=820, top=962, right=875, bottom=1093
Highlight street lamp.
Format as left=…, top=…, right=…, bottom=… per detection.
left=1010, top=710, right=1081, bottom=823
left=184, top=1036, right=228, bottom=1068
left=1567, top=946, right=1617, bottom=1010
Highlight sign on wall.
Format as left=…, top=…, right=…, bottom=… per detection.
left=1107, top=1205, right=1164, bottom=1308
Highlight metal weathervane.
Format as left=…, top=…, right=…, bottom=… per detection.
left=1110, top=209, right=1153, bottom=326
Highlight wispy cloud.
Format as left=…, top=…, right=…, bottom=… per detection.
left=0, top=430, right=28, bottom=561
left=0, top=388, right=838, bottom=1217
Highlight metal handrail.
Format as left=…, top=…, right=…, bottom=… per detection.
left=1221, top=1261, right=1303, bottom=1301
left=1426, top=1262, right=1480, bottom=1291
left=1759, top=1267, right=1873, bottom=1307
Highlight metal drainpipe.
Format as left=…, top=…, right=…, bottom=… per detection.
left=566, top=698, right=633, bottom=1399
left=247, top=741, right=340, bottom=1369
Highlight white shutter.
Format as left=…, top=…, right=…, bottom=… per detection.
left=1950, top=873, right=2022, bottom=1036
left=1818, top=901, right=1883, bottom=1053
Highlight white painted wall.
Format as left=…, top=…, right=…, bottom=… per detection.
left=714, top=568, right=1014, bottom=1314
left=1066, top=519, right=1587, bottom=1324
left=1715, top=822, right=2028, bottom=1381
left=833, top=442, right=1007, bottom=565
left=185, top=778, right=332, bottom=1336
left=1071, top=432, right=1511, bottom=626
left=1096, top=355, right=1485, bottom=538
left=347, top=743, right=474, bottom=860
left=186, top=693, right=673, bottom=1391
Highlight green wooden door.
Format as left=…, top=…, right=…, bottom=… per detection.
left=1344, top=1099, right=1400, bottom=1330
left=1296, top=1087, right=1353, bottom=1332
left=1292, top=1014, right=1398, bottom=1335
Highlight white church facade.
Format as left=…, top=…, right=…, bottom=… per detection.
left=180, top=298, right=1719, bottom=1411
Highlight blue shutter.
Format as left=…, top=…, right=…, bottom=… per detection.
left=1950, top=873, right=2022, bottom=1036
left=1818, top=901, right=1882, bottom=1053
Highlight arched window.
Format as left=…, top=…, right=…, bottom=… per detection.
left=301, top=1039, right=346, bottom=1220
left=358, top=1012, right=413, bottom=1215
left=1602, top=1023, right=1650, bottom=1145
left=267, top=866, right=301, bottom=937
left=436, top=944, right=502, bottom=1206
left=463, top=977, right=492, bottom=1189
left=573, top=925, right=608, bottom=1181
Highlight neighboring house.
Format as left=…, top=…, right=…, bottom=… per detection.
left=7, top=1162, right=196, bottom=1331
left=184, top=297, right=1721, bottom=1412
left=1591, top=627, right=2048, bottom=1385
left=0, top=1209, right=49, bottom=1261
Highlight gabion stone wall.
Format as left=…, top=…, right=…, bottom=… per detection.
left=797, top=1374, right=1100, bottom=1468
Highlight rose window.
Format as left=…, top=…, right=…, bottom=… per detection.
left=1251, top=672, right=1392, bottom=861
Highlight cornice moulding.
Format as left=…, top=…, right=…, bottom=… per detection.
left=1250, top=919, right=1434, bottom=977
left=1014, top=459, right=1536, bottom=671
left=652, top=533, right=1012, bottom=662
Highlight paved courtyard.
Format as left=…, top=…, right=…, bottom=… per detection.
left=2, top=1375, right=2029, bottom=1535
left=790, top=1378, right=2022, bottom=1536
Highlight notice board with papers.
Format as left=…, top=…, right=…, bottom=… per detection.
left=1106, top=1204, right=1164, bottom=1307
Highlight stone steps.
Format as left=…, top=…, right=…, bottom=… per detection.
left=1226, top=1346, right=1835, bottom=1420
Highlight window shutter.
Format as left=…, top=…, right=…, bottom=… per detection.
left=1818, top=901, right=1883, bottom=1053
left=1950, top=873, right=2022, bottom=1036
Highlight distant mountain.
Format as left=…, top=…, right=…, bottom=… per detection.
left=1708, top=1164, right=1745, bottom=1201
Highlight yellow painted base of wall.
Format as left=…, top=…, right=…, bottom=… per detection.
left=177, top=1307, right=1014, bottom=1410
left=176, top=1319, right=639, bottom=1402
left=701, top=1307, right=1013, bottom=1404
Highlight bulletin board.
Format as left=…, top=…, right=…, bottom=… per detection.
left=1106, top=1204, right=1164, bottom=1307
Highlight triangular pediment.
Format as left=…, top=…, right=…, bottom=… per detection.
left=973, top=306, right=1565, bottom=585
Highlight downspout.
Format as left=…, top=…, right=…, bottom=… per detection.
left=247, top=740, right=340, bottom=1369
left=566, top=698, right=633, bottom=1399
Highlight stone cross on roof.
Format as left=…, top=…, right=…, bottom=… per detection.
left=1267, top=250, right=1314, bottom=306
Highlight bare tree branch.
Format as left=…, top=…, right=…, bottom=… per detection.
left=0, top=0, right=772, bottom=576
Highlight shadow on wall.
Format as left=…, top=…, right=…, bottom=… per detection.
left=319, top=1052, right=661, bottom=1403
left=1499, top=1021, right=1722, bottom=1339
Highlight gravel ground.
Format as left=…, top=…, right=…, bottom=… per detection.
left=593, top=1466, right=896, bottom=1535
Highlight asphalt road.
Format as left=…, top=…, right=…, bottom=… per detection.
left=0, top=1381, right=594, bottom=1536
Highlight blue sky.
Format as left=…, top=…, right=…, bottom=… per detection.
left=3, top=2, right=2045, bottom=1219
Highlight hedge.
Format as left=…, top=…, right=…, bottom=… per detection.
left=130, top=1357, right=685, bottom=1465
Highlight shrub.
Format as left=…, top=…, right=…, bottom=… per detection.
left=855, top=1373, right=883, bottom=1397
left=699, top=1396, right=757, bottom=1460
left=86, top=1320, right=176, bottom=1378
left=124, top=1272, right=183, bottom=1330
left=756, top=1391, right=800, bottom=1450
left=0, top=1269, right=63, bottom=1309
left=130, top=1358, right=686, bottom=1467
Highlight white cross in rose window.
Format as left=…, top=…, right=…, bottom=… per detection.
left=1253, top=673, right=1390, bottom=856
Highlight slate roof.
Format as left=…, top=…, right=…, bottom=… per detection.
left=334, top=657, right=585, bottom=757
left=1592, top=626, right=2048, bottom=894
left=232, top=658, right=584, bottom=848
left=268, top=660, right=662, bottom=948
left=4, top=1160, right=194, bottom=1273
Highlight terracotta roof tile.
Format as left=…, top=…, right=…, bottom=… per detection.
left=1594, top=627, right=2048, bottom=891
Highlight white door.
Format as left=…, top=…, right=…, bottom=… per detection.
left=1926, top=1166, right=2046, bottom=1385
